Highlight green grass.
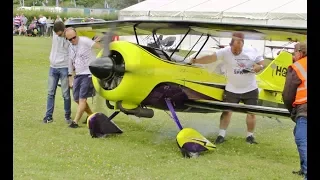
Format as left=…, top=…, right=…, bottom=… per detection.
left=14, top=36, right=300, bottom=180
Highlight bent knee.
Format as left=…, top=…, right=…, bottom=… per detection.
left=221, top=111, right=232, bottom=119
left=222, top=111, right=232, bottom=116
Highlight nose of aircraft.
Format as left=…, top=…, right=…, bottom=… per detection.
left=89, top=56, right=125, bottom=80
left=89, top=57, right=115, bottom=80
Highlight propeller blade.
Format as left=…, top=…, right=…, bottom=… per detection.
left=102, top=23, right=116, bottom=57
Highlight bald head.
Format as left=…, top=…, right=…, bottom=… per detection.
left=65, top=28, right=78, bottom=45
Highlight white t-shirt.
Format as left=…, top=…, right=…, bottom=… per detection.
left=68, top=36, right=96, bottom=75
left=215, top=46, right=264, bottom=94
left=39, top=17, right=47, bottom=24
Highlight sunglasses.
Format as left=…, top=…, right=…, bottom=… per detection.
left=67, top=36, right=76, bottom=41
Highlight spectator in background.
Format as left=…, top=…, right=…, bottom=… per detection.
left=32, top=16, right=41, bottom=36
left=14, top=14, right=21, bottom=29
left=18, top=24, right=27, bottom=36
left=38, top=14, right=47, bottom=37
left=20, top=13, right=28, bottom=26
left=55, top=15, right=62, bottom=23
left=46, top=16, right=54, bottom=37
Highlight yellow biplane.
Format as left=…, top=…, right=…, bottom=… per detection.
left=65, top=20, right=307, bottom=157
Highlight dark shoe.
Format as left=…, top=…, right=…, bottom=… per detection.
left=82, top=116, right=89, bottom=124
left=69, top=121, right=79, bottom=128
left=292, top=169, right=305, bottom=176
left=246, top=135, right=258, bottom=144
left=215, top=135, right=225, bottom=144
left=43, top=117, right=53, bottom=123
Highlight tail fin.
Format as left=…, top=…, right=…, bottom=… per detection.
left=257, top=51, right=293, bottom=92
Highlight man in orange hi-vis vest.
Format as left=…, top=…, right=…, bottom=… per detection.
left=282, top=42, right=307, bottom=180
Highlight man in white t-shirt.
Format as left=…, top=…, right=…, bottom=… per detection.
left=190, top=32, right=264, bottom=144
left=65, top=28, right=102, bottom=128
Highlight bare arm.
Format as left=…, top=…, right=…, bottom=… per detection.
left=68, top=48, right=75, bottom=87
left=92, top=42, right=102, bottom=49
left=92, top=36, right=103, bottom=49
left=252, top=60, right=265, bottom=73
left=192, top=53, right=218, bottom=64
left=256, top=60, right=264, bottom=66
left=252, top=50, right=265, bottom=73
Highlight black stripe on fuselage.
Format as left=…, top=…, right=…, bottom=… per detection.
left=182, top=80, right=226, bottom=89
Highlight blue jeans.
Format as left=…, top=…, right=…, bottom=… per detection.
left=45, top=67, right=71, bottom=119
left=293, top=116, right=307, bottom=175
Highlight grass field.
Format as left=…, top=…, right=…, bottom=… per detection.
left=14, top=36, right=301, bottom=180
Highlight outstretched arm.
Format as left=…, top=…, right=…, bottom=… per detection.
left=191, top=53, right=218, bottom=64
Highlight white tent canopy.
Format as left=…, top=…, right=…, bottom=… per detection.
left=119, top=0, right=307, bottom=27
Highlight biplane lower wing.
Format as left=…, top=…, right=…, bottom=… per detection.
left=185, top=100, right=291, bottom=119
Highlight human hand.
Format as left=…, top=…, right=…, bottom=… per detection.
left=68, top=77, right=73, bottom=88
left=252, top=64, right=262, bottom=73
left=94, top=36, right=102, bottom=42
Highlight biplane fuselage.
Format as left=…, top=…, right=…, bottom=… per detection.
left=92, top=40, right=292, bottom=116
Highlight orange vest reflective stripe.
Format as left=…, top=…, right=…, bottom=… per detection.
left=290, top=57, right=307, bottom=106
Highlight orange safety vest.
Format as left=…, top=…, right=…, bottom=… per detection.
left=290, top=56, right=307, bottom=106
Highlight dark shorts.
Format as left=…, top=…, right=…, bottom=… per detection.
left=223, top=88, right=259, bottom=105
left=73, top=74, right=95, bottom=101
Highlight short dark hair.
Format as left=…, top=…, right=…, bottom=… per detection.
left=53, top=21, right=65, bottom=33
left=230, top=32, right=244, bottom=45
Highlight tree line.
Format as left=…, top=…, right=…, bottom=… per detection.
left=13, top=0, right=146, bottom=10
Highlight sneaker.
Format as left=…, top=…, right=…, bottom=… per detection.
left=246, top=135, right=258, bottom=144
left=43, top=117, right=53, bottom=123
left=69, top=121, right=79, bottom=128
left=65, top=117, right=72, bottom=124
left=215, top=135, right=225, bottom=144
left=292, top=169, right=305, bottom=176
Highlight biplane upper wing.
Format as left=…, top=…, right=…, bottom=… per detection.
left=65, top=20, right=307, bottom=42
left=185, top=100, right=291, bottom=119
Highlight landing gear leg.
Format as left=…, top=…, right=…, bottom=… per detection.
left=108, top=111, right=120, bottom=120
left=164, top=98, right=216, bottom=158
left=164, top=98, right=183, bottom=130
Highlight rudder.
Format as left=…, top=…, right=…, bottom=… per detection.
left=257, top=51, right=293, bottom=92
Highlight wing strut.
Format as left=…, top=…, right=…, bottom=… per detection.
left=170, top=28, right=191, bottom=59
left=194, top=34, right=210, bottom=59
left=183, top=33, right=204, bottom=61
left=133, top=23, right=140, bottom=44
